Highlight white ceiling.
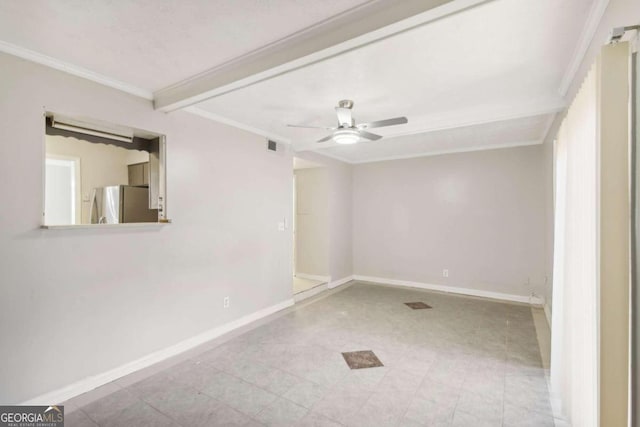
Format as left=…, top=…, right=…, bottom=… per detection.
left=0, top=0, right=596, bottom=163
left=194, top=0, right=593, bottom=162
left=0, top=0, right=371, bottom=91
left=323, top=114, right=553, bottom=163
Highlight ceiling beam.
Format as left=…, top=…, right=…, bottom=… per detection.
left=153, top=0, right=492, bottom=112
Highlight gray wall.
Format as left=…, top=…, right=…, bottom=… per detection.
left=294, top=167, right=329, bottom=277
left=327, top=158, right=353, bottom=281
left=0, top=51, right=554, bottom=404
left=353, top=145, right=551, bottom=298
left=0, top=52, right=294, bottom=403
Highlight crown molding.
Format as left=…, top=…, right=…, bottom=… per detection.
left=0, top=40, right=153, bottom=100
left=322, top=139, right=543, bottom=165
left=540, top=112, right=561, bottom=145
left=557, top=0, right=610, bottom=97
left=381, top=102, right=566, bottom=140
left=301, top=149, right=354, bottom=164
left=183, top=106, right=291, bottom=144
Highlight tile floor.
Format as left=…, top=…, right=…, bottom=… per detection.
left=64, top=282, right=553, bottom=426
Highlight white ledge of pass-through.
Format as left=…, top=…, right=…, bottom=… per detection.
left=41, top=221, right=172, bottom=230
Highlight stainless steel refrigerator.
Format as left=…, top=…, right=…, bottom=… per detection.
left=89, top=185, right=158, bottom=224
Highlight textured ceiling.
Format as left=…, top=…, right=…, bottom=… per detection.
left=0, top=0, right=371, bottom=91
left=322, top=114, right=553, bottom=163
left=194, top=0, right=592, bottom=161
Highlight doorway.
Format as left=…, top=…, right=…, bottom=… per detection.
left=44, top=155, right=80, bottom=225
left=292, top=157, right=330, bottom=299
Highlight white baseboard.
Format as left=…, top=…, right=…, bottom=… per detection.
left=328, top=275, right=354, bottom=289
left=549, top=390, right=569, bottom=426
left=22, top=298, right=295, bottom=405
left=543, top=302, right=552, bottom=327
left=295, top=273, right=331, bottom=283
left=294, top=283, right=329, bottom=302
left=353, top=275, right=545, bottom=305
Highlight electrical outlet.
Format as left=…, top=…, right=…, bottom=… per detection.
left=443, top=269, right=449, bottom=278
left=223, top=297, right=230, bottom=308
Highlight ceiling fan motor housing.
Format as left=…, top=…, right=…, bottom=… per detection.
left=338, top=99, right=354, bottom=109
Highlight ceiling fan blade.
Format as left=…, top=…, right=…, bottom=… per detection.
left=359, top=131, right=382, bottom=141
left=316, top=134, right=334, bottom=143
left=287, top=124, right=336, bottom=130
left=358, top=117, right=408, bottom=129
left=335, top=107, right=353, bottom=126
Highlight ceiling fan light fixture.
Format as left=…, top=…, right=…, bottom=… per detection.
left=286, top=100, right=407, bottom=144
left=333, top=128, right=360, bottom=145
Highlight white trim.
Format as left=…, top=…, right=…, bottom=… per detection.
left=557, top=0, right=610, bottom=96
left=41, top=222, right=171, bottom=230
left=301, top=140, right=546, bottom=166
left=544, top=302, right=552, bottom=328
left=303, top=149, right=355, bottom=164
left=346, top=140, right=544, bottom=165
left=0, top=40, right=153, bottom=100
left=550, top=392, right=569, bottom=426
left=328, top=275, right=355, bottom=289
left=377, top=104, right=565, bottom=140
left=293, top=283, right=329, bottom=302
left=295, top=273, right=331, bottom=283
left=183, top=106, right=291, bottom=144
left=541, top=112, right=561, bottom=145
left=353, top=275, right=545, bottom=305
left=21, top=298, right=294, bottom=405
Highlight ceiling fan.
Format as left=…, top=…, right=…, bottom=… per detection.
left=287, top=100, right=408, bottom=145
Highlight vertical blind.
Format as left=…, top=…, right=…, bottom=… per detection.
left=551, top=63, right=598, bottom=427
